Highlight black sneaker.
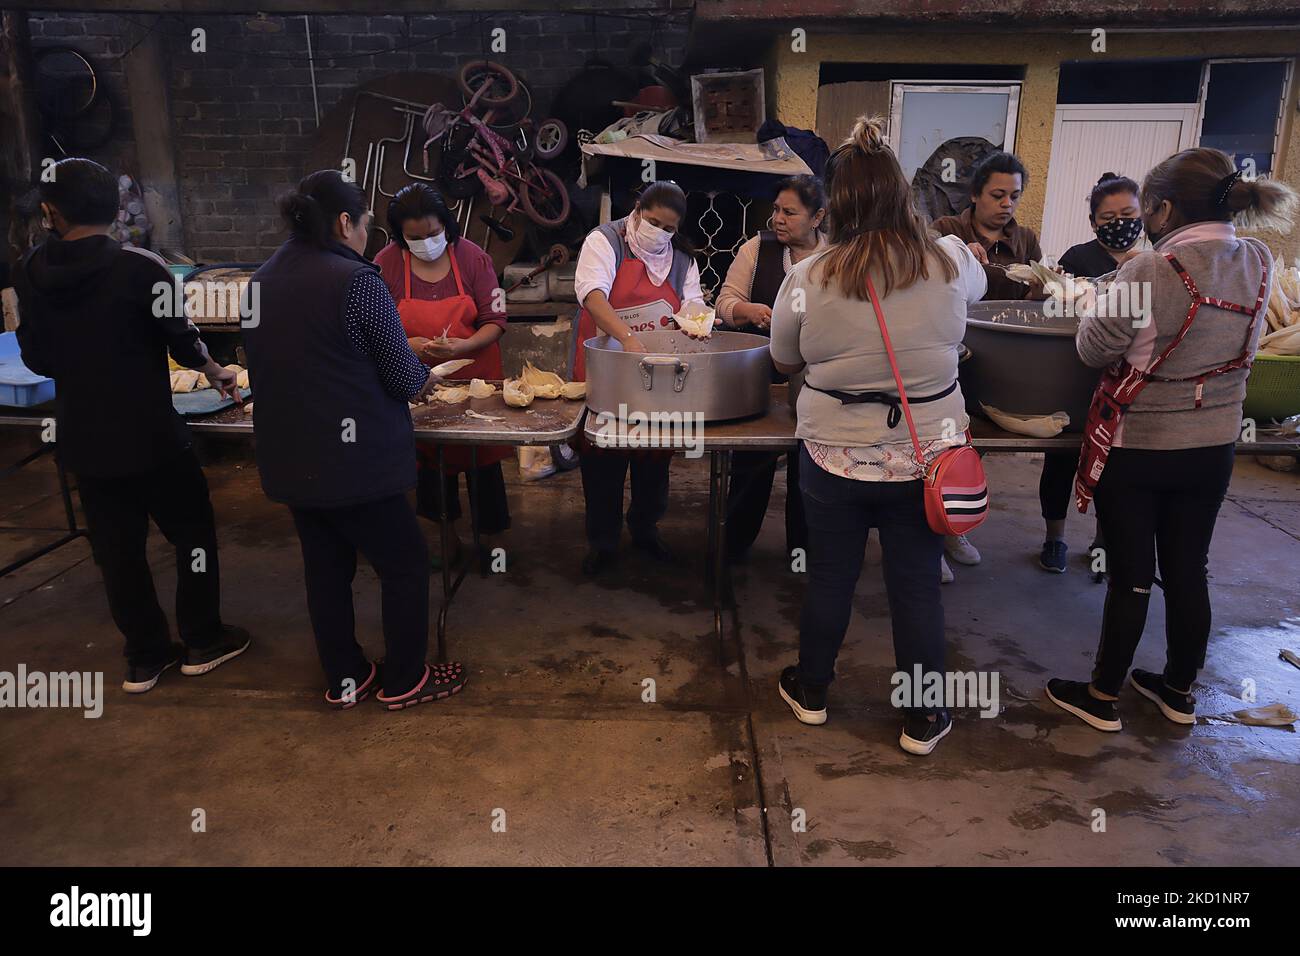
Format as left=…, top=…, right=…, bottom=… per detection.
left=1129, top=669, right=1196, bottom=725
left=1045, top=678, right=1122, bottom=732
left=581, top=548, right=618, bottom=576
left=1039, top=540, right=1068, bottom=573
left=632, top=534, right=676, bottom=564
left=181, top=624, right=251, bottom=676
left=778, top=666, right=827, bottom=725
left=900, top=709, right=953, bottom=755
left=123, top=644, right=183, bottom=694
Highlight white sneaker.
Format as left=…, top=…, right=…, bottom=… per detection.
left=940, top=556, right=954, bottom=584
left=945, top=534, right=981, bottom=566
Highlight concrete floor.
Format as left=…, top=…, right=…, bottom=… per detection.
left=1, top=430, right=1298, bottom=866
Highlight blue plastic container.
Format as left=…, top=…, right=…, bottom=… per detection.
left=0, top=331, right=56, bottom=407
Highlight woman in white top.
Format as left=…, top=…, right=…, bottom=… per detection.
left=715, top=175, right=827, bottom=563
left=768, top=116, right=987, bottom=757
left=570, top=182, right=704, bottom=576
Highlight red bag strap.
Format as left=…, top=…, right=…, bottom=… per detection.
left=865, top=274, right=927, bottom=471
left=1149, top=252, right=1270, bottom=379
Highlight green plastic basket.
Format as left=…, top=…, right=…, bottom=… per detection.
left=1243, top=354, right=1300, bottom=421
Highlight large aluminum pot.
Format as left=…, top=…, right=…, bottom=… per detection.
left=584, top=329, right=771, bottom=422
left=961, top=300, right=1100, bottom=433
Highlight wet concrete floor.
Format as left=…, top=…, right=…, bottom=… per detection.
left=0, top=430, right=1297, bottom=865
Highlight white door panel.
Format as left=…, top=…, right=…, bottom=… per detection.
left=1041, top=105, right=1198, bottom=261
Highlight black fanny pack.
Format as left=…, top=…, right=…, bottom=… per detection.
left=802, top=380, right=957, bottom=429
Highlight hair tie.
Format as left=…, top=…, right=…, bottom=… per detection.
left=1213, top=169, right=1243, bottom=209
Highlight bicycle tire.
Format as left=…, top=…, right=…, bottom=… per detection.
left=520, top=167, right=570, bottom=229
left=459, top=60, right=519, bottom=111
left=33, top=46, right=98, bottom=119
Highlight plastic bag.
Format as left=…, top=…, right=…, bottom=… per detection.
left=518, top=445, right=556, bottom=481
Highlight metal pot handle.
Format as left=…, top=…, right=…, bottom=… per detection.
left=638, top=356, right=691, bottom=393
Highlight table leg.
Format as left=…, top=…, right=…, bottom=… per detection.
left=435, top=444, right=450, bottom=663
left=705, top=450, right=718, bottom=587
left=0, top=443, right=86, bottom=579
left=468, top=445, right=484, bottom=577
left=710, top=449, right=733, bottom=665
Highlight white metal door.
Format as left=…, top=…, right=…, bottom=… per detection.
left=1040, top=104, right=1198, bottom=260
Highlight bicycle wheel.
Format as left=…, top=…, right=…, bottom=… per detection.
left=459, top=61, right=519, bottom=111
left=519, top=167, right=570, bottom=229
left=534, top=119, right=569, bottom=161
left=34, top=47, right=97, bottom=119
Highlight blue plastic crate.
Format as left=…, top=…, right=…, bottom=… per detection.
left=0, top=331, right=56, bottom=407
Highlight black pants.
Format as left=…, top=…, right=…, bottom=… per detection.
left=796, top=446, right=945, bottom=709
left=1090, top=443, right=1234, bottom=696
left=77, top=447, right=224, bottom=669
left=416, top=460, right=511, bottom=535
left=725, top=449, right=808, bottom=558
left=290, top=493, right=429, bottom=696
left=1039, top=451, right=1078, bottom=522
left=578, top=450, right=671, bottom=552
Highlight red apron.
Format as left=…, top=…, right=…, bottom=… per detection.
left=1075, top=251, right=1268, bottom=512
left=397, top=248, right=508, bottom=472
left=573, top=250, right=682, bottom=460
left=572, top=255, right=682, bottom=383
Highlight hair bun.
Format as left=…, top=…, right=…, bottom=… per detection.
left=849, top=114, right=888, bottom=153
left=1097, top=172, right=1119, bottom=184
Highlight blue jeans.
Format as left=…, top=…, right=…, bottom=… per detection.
left=797, top=445, right=946, bottom=706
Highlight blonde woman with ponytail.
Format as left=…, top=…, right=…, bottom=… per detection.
left=1047, top=148, right=1297, bottom=733
left=768, top=116, right=988, bottom=756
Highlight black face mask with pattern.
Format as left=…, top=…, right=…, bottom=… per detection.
left=1095, top=216, right=1143, bottom=251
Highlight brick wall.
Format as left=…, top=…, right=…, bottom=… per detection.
left=24, top=11, right=689, bottom=263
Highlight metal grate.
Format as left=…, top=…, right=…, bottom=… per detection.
left=686, top=190, right=759, bottom=304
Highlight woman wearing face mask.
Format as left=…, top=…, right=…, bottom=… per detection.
left=375, top=183, right=510, bottom=566
left=1059, top=173, right=1145, bottom=279
left=571, top=180, right=705, bottom=575
left=715, top=175, right=827, bottom=563
left=1046, top=147, right=1296, bottom=733
left=1036, top=173, right=1143, bottom=574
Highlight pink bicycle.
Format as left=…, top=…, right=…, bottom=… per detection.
left=424, top=61, right=571, bottom=229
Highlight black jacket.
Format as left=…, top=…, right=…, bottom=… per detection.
left=14, top=235, right=210, bottom=477
left=243, top=237, right=417, bottom=509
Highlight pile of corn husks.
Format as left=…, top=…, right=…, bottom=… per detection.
left=1261, top=260, right=1300, bottom=355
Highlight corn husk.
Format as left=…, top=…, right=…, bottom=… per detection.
left=431, top=358, right=474, bottom=378
left=468, top=378, right=496, bottom=399
left=170, top=369, right=201, bottom=393
left=672, top=299, right=716, bottom=337
left=433, top=385, right=471, bottom=404
left=560, top=381, right=587, bottom=400
left=503, top=378, right=535, bottom=408
left=981, top=403, right=1070, bottom=438
left=521, top=360, right=564, bottom=390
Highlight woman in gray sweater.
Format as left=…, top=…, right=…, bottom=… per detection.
left=1047, top=147, right=1296, bottom=732
left=769, top=116, right=987, bottom=756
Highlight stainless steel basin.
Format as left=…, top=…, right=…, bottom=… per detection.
left=960, top=300, right=1100, bottom=432
left=584, top=329, right=771, bottom=422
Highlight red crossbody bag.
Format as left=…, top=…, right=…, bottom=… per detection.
left=865, top=275, right=990, bottom=535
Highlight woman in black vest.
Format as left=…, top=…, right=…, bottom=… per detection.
left=716, top=175, right=827, bottom=562
left=244, top=171, right=466, bottom=711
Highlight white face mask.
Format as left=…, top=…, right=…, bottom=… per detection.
left=407, top=232, right=447, bottom=262
left=634, top=215, right=672, bottom=254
